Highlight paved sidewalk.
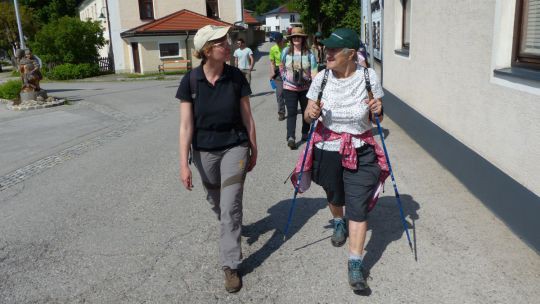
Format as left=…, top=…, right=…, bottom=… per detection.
left=0, top=42, right=538, bottom=303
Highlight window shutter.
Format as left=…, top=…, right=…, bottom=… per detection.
left=520, top=0, right=540, bottom=56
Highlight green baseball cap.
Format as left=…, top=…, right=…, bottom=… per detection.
left=321, top=28, right=360, bottom=50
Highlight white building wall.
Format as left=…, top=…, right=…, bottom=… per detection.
left=382, top=0, right=540, bottom=195
left=78, top=0, right=110, bottom=58
left=265, top=13, right=300, bottom=32
left=79, top=0, right=240, bottom=73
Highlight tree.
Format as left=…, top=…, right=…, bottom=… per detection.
left=20, top=0, right=80, bottom=24
left=30, top=16, right=105, bottom=64
left=0, top=2, right=40, bottom=62
left=289, top=0, right=361, bottom=36
left=244, top=0, right=286, bottom=16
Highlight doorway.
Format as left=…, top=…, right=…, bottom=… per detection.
left=131, top=42, right=141, bottom=73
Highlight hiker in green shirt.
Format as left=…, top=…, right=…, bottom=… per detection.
left=269, top=33, right=287, bottom=121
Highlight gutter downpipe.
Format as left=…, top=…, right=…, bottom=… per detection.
left=104, top=0, right=115, bottom=71
left=184, top=31, right=191, bottom=67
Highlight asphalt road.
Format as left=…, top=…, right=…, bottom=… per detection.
left=0, top=42, right=538, bottom=303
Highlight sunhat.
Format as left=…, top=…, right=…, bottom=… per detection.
left=194, top=25, right=231, bottom=52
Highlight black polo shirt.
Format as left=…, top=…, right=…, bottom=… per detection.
left=176, top=64, right=252, bottom=151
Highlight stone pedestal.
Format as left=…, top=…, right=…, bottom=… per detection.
left=20, top=90, right=47, bottom=102
left=20, top=91, right=37, bottom=102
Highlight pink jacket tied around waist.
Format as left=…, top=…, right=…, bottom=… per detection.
left=290, top=122, right=390, bottom=212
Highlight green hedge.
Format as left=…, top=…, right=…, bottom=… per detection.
left=0, top=80, right=22, bottom=100
left=48, top=63, right=100, bottom=80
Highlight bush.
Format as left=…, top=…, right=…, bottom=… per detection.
left=48, top=63, right=100, bottom=80
left=30, top=16, right=105, bottom=64
left=0, top=80, right=22, bottom=100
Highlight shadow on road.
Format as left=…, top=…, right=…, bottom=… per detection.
left=363, top=194, right=420, bottom=276
left=253, top=49, right=269, bottom=63
left=370, top=126, right=390, bottom=140
left=46, top=89, right=85, bottom=93
left=250, top=90, right=274, bottom=97
left=242, top=197, right=327, bottom=275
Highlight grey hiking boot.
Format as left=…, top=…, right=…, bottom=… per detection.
left=278, top=112, right=286, bottom=121
left=287, top=137, right=296, bottom=149
left=223, top=267, right=242, bottom=293
left=348, top=259, right=369, bottom=291
left=331, top=218, right=347, bottom=247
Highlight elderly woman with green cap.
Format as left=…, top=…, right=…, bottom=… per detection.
left=303, top=28, right=388, bottom=292
left=176, top=24, right=258, bottom=293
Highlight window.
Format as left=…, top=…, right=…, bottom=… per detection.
left=513, top=0, right=540, bottom=69
left=275, top=26, right=280, bottom=32
left=206, top=0, right=219, bottom=19
left=138, top=0, right=154, bottom=20
left=159, top=43, right=179, bottom=58
left=290, top=15, right=296, bottom=22
left=402, top=0, right=411, bottom=49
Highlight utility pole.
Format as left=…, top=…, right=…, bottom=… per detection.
left=13, top=0, right=26, bottom=49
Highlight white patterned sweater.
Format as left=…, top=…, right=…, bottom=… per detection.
left=306, top=67, right=384, bottom=152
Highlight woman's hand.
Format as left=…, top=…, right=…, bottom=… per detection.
left=180, top=165, right=193, bottom=190
left=366, top=98, right=383, bottom=116
left=247, top=144, right=257, bottom=172
left=308, top=101, right=324, bottom=120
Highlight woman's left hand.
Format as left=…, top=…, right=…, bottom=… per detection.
left=366, top=98, right=383, bottom=116
left=247, top=144, right=257, bottom=172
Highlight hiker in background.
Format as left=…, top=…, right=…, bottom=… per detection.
left=304, top=28, right=387, bottom=292
left=357, top=42, right=368, bottom=68
left=234, top=38, right=254, bottom=84
left=280, top=27, right=318, bottom=150
left=177, top=25, right=257, bottom=293
left=269, top=32, right=287, bottom=121
left=312, top=32, right=326, bottom=72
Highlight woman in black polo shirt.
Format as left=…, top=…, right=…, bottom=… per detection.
left=177, top=25, right=257, bottom=293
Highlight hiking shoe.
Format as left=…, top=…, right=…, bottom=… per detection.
left=287, top=137, right=296, bottom=149
left=223, top=267, right=242, bottom=293
left=278, top=112, right=286, bottom=121
left=331, top=218, right=347, bottom=247
left=348, top=259, right=369, bottom=291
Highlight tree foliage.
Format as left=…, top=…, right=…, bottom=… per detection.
left=244, top=0, right=287, bottom=16
left=20, top=0, right=79, bottom=24
left=0, top=2, right=40, bottom=53
left=289, top=0, right=361, bottom=36
left=30, top=16, right=105, bottom=64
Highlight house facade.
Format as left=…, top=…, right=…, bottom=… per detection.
left=379, top=0, right=539, bottom=246
left=361, top=0, right=383, bottom=60
left=263, top=5, right=300, bottom=33
left=79, top=0, right=244, bottom=73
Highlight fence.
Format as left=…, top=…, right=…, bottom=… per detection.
left=98, top=57, right=114, bottom=73
left=45, top=57, right=114, bottom=73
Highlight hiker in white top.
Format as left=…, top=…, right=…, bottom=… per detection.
left=304, top=28, right=384, bottom=293
left=233, top=38, right=254, bottom=84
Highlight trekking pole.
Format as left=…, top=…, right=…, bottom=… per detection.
left=365, top=72, right=413, bottom=253
left=283, top=70, right=329, bottom=240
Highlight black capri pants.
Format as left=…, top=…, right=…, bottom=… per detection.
left=312, top=144, right=381, bottom=222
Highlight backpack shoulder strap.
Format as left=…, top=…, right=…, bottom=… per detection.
left=363, top=67, right=384, bottom=120
left=316, top=69, right=330, bottom=106
left=281, top=47, right=289, bottom=63
left=189, top=68, right=198, bottom=101
left=363, top=67, right=372, bottom=95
